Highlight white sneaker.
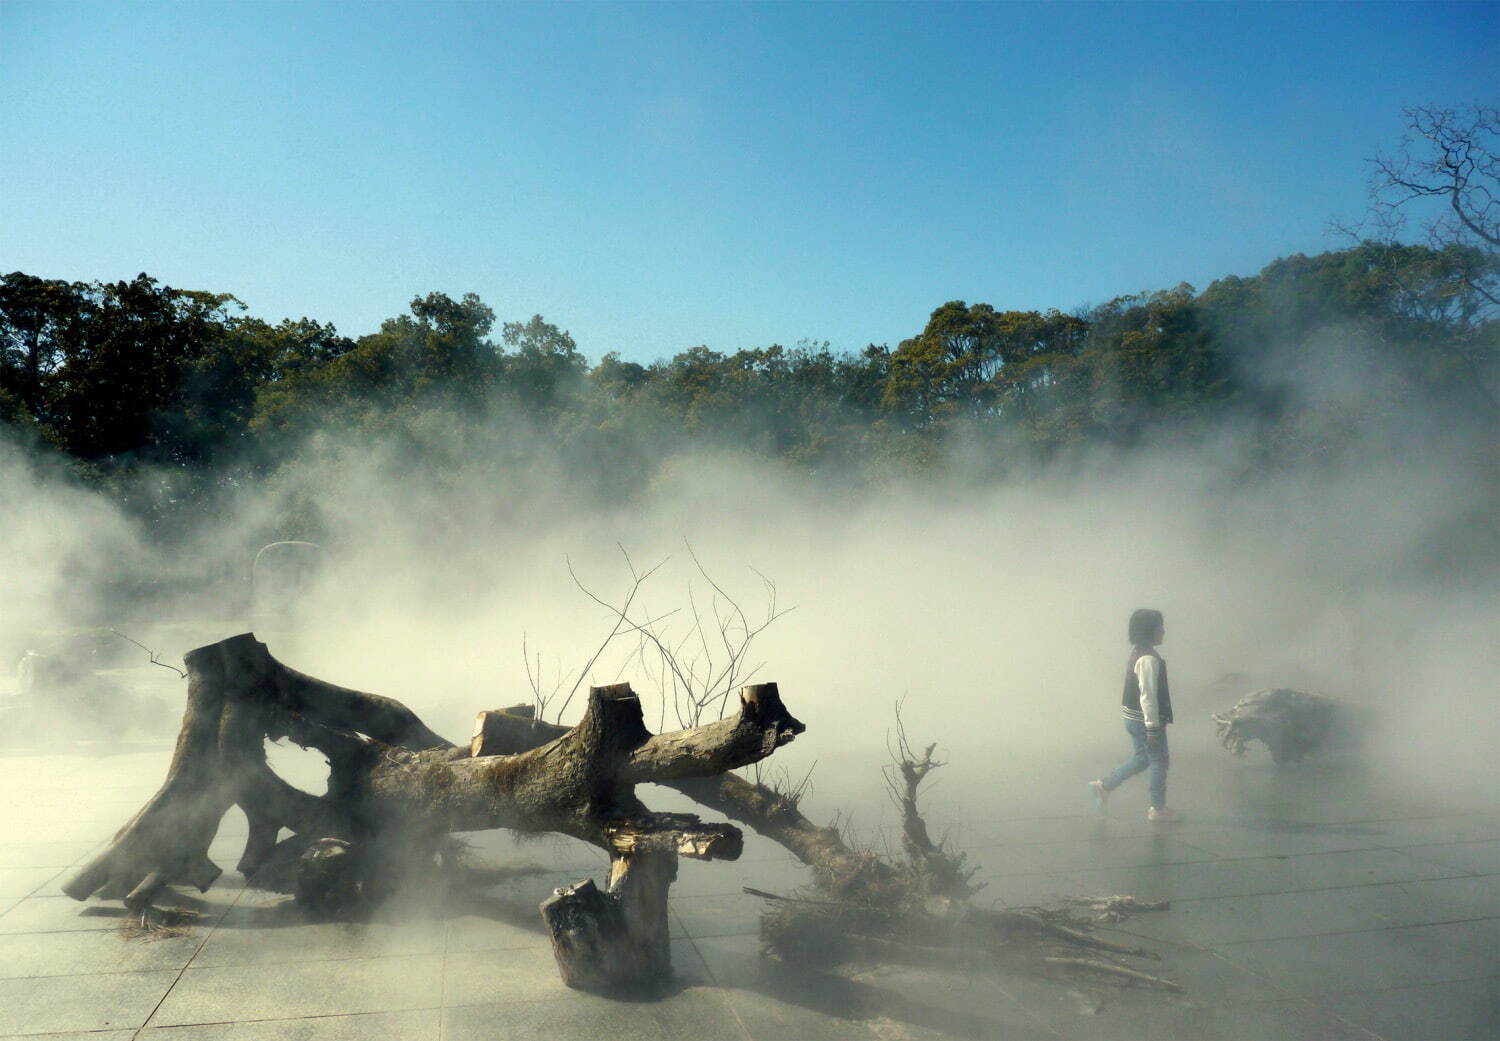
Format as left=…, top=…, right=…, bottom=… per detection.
left=1088, top=780, right=1109, bottom=814
left=1147, top=806, right=1182, bottom=823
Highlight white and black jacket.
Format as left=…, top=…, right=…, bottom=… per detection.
left=1121, top=646, right=1173, bottom=730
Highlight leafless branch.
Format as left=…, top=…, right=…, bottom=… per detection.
left=521, top=633, right=569, bottom=722
left=882, top=700, right=981, bottom=900
left=108, top=629, right=186, bottom=679
left=556, top=547, right=673, bottom=720
left=535, top=545, right=795, bottom=732
left=1360, top=104, right=1500, bottom=322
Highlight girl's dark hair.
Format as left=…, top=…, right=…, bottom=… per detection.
left=1129, top=608, right=1164, bottom=645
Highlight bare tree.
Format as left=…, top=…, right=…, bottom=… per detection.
left=1363, top=103, right=1500, bottom=315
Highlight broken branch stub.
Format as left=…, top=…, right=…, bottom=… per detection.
left=542, top=812, right=744, bottom=990
left=623, top=682, right=805, bottom=783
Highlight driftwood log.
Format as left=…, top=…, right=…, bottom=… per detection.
left=63, top=633, right=804, bottom=990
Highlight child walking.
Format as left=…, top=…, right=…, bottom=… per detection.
left=1089, top=608, right=1180, bottom=823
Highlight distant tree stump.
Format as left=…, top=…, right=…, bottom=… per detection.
left=1211, top=688, right=1366, bottom=763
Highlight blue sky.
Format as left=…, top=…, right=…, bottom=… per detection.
left=2, top=2, right=1495, bottom=363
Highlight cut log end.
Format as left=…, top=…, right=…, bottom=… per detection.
left=605, top=814, right=744, bottom=862
left=470, top=706, right=546, bottom=758
left=579, top=683, right=652, bottom=759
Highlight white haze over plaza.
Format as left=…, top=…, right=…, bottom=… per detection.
left=0, top=3, right=1496, bottom=1040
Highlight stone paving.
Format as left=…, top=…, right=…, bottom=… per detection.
left=0, top=725, right=1495, bottom=1040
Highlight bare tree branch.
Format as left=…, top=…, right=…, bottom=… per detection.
left=108, top=629, right=186, bottom=679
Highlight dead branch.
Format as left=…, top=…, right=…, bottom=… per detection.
left=1062, top=895, right=1171, bottom=923
left=107, top=628, right=187, bottom=678
left=556, top=547, right=673, bottom=721
left=1043, top=956, right=1182, bottom=991
left=882, top=702, right=981, bottom=901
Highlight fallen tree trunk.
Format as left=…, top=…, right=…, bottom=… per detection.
left=68, top=634, right=1169, bottom=996
left=473, top=704, right=887, bottom=896
left=470, top=703, right=1177, bottom=990
left=64, top=634, right=804, bottom=991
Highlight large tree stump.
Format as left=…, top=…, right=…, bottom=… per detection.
left=63, top=634, right=804, bottom=991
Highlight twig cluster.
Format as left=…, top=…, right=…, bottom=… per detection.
left=527, top=542, right=794, bottom=730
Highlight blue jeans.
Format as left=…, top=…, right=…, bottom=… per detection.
left=1103, top=717, right=1168, bottom=808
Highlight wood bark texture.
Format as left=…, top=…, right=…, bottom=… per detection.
left=62, top=634, right=804, bottom=991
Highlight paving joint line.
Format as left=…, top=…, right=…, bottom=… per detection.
left=672, top=911, right=758, bottom=1041
left=1211, top=912, right=1500, bottom=946
left=130, top=880, right=252, bottom=1040
left=1164, top=866, right=1488, bottom=905
left=1287, top=970, right=1500, bottom=999
left=963, top=841, right=1493, bottom=884
left=130, top=1006, right=445, bottom=1033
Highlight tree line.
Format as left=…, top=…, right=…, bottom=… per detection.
left=2, top=241, right=1496, bottom=514
left=3, top=103, right=1496, bottom=541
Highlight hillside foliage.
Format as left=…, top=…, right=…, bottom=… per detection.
left=2, top=243, right=1496, bottom=539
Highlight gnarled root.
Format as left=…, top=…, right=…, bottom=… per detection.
left=1212, top=688, right=1345, bottom=763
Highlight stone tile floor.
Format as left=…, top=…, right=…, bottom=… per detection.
left=0, top=739, right=1494, bottom=1040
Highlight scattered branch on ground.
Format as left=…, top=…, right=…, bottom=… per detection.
left=117, top=906, right=200, bottom=941
left=743, top=707, right=1178, bottom=994
left=1062, top=895, right=1172, bottom=924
